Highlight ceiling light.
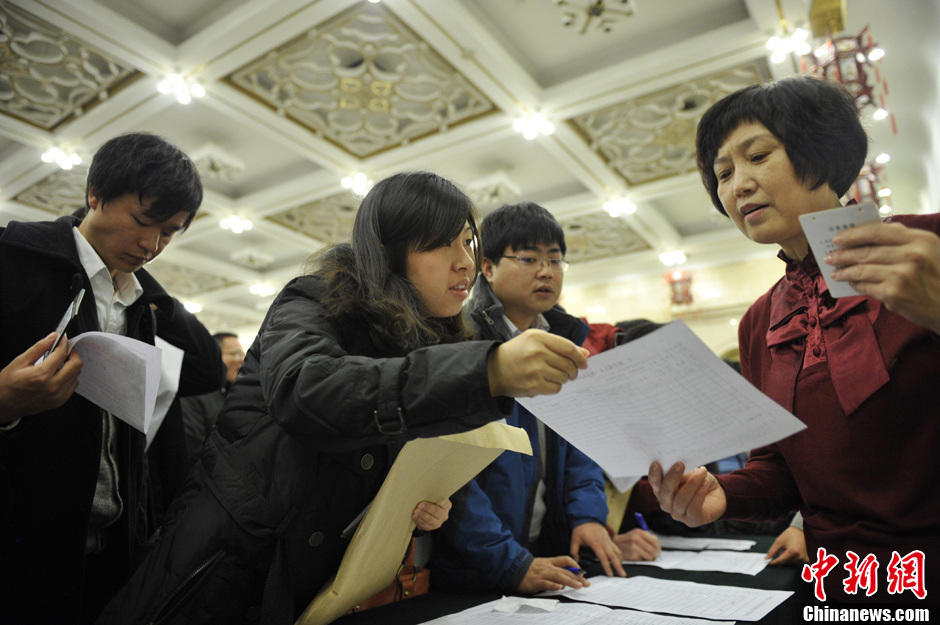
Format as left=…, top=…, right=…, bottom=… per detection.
left=659, top=250, right=687, bottom=267
left=879, top=205, right=892, bottom=215
left=341, top=172, right=372, bottom=197
left=513, top=113, right=554, bottom=140
left=603, top=198, right=635, bottom=217
left=872, top=108, right=888, bottom=120
left=877, top=188, right=892, bottom=198
left=867, top=47, right=885, bottom=62
left=40, top=148, right=81, bottom=170
left=220, top=215, right=253, bottom=233
left=249, top=283, right=276, bottom=297
left=157, top=73, right=205, bottom=105
left=875, top=153, right=890, bottom=164
left=183, top=301, right=203, bottom=313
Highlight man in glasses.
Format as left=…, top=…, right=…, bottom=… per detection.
left=431, top=201, right=636, bottom=595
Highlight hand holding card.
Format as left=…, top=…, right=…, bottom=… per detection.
left=798, top=203, right=880, bottom=298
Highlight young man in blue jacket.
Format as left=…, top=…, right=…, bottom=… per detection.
left=431, top=202, right=653, bottom=593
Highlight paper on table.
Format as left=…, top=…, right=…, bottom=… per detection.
left=799, top=202, right=880, bottom=298
left=69, top=331, right=162, bottom=434
left=548, top=576, right=791, bottom=622
left=518, top=321, right=806, bottom=491
left=146, top=338, right=184, bottom=449
left=630, top=549, right=769, bottom=576
left=418, top=598, right=735, bottom=625
left=655, top=535, right=756, bottom=552
left=295, top=421, right=533, bottom=625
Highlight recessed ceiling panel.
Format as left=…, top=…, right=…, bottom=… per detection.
left=0, top=4, right=140, bottom=130
left=570, top=60, right=770, bottom=186
left=560, top=211, right=650, bottom=263
left=265, top=191, right=360, bottom=246
left=226, top=3, right=497, bottom=158
left=14, top=167, right=87, bottom=216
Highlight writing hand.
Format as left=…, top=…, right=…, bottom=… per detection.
left=515, top=555, right=591, bottom=594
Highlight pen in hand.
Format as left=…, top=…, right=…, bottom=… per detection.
left=563, top=566, right=585, bottom=576
left=634, top=512, right=651, bottom=532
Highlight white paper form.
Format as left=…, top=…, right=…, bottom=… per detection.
left=656, top=536, right=756, bottom=552
left=146, top=337, right=184, bottom=449
left=630, top=549, right=769, bottom=576
left=547, top=576, right=791, bottom=622
left=518, top=321, right=806, bottom=490
left=419, top=599, right=734, bottom=625
left=69, top=331, right=162, bottom=434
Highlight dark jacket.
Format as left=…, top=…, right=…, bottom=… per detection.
left=97, top=273, right=511, bottom=625
left=180, top=385, right=227, bottom=463
left=429, top=280, right=607, bottom=592
left=0, top=216, right=224, bottom=624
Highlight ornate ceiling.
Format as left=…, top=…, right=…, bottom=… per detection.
left=0, top=0, right=935, bottom=336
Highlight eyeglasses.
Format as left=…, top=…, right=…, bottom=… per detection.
left=500, top=255, right=570, bottom=273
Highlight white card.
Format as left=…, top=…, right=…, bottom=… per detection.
left=799, top=202, right=880, bottom=298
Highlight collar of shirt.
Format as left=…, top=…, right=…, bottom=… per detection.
left=501, top=311, right=550, bottom=338
left=72, top=227, right=143, bottom=332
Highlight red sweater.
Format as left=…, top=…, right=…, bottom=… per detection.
left=718, top=212, right=940, bottom=603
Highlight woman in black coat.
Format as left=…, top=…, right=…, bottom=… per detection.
left=98, top=171, right=589, bottom=624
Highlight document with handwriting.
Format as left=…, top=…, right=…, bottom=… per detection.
left=70, top=332, right=162, bottom=434
left=419, top=598, right=734, bottom=625
left=548, top=576, right=791, bottom=622
left=518, top=321, right=805, bottom=490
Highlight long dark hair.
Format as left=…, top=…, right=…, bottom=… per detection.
left=309, top=172, right=481, bottom=353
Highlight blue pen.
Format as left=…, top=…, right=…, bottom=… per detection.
left=564, top=566, right=585, bottom=576
left=634, top=512, right=651, bottom=532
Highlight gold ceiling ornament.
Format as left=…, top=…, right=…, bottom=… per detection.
left=0, top=4, right=138, bottom=130
left=570, top=62, right=769, bottom=186
left=553, top=0, right=635, bottom=35
left=226, top=3, right=495, bottom=158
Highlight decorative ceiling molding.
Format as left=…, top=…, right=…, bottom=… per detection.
left=560, top=211, right=649, bottom=263
left=466, top=171, right=521, bottom=209
left=144, top=259, right=241, bottom=297
left=0, top=4, right=140, bottom=130
left=265, top=191, right=360, bottom=245
left=225, top=3, right=497, bottom=158
left=569, top=60, right=770, bottom=186
left=14, top=167, right=86, bottom=215
left=190, top=142, right=245, bottom=181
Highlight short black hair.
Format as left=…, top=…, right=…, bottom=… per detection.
left=480, top=201, right=566, bottom=262
left=85, top=132, right=203, bottom=227
left=212, top=332, right=238, bottom=346
left=696, top=76, right=868, bottom=215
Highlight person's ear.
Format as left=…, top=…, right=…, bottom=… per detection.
left=86, top=186, right=101, bottom=212
left=481, top=257, right=496, bottom=284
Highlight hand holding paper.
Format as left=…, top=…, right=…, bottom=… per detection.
left=0, top=332, right=83, bottom=422
left=488, top=329, right=589, bottom=397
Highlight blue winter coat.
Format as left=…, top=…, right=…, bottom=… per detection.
left=429, top=280, right=608, bottom=592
